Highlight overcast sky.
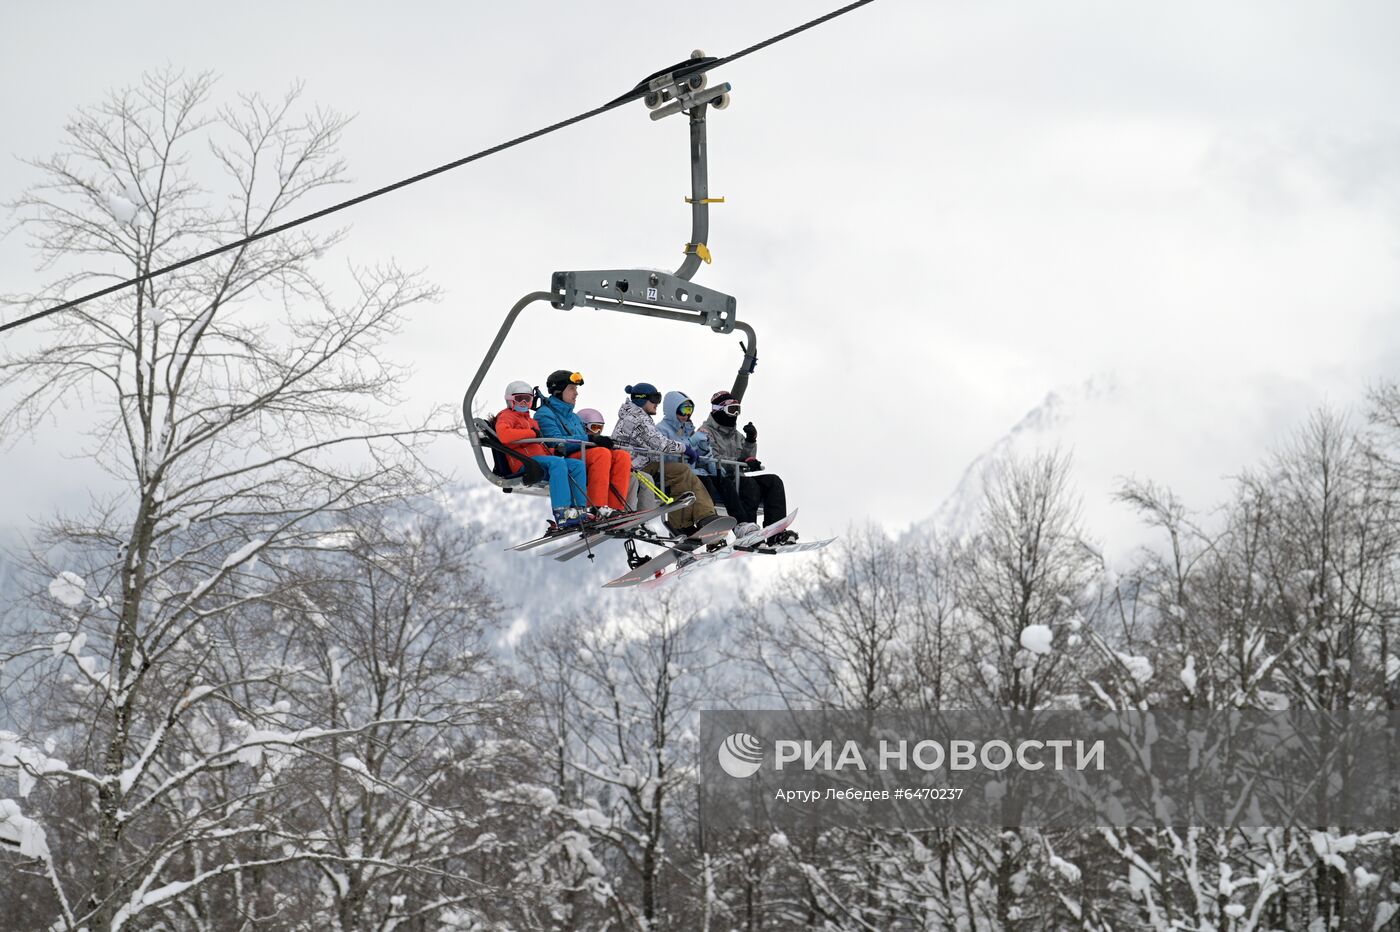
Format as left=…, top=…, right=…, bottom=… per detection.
left=3, top=1, right=1399, bottom=554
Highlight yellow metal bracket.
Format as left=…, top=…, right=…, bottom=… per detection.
left=684, top=196, right=726, bottom=204
left=683, top=242, right=713, bottom=264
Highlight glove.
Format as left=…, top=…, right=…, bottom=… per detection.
left=683, top=443, right=700, bottom=467
left=591, top=435, right=614, bottom=450
left=742, top=457, right=763, bottom=472
left=743, top=422, right=758, bottom=443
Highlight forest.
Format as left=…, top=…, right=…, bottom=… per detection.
left=3, top=72, right=1399, bottom=932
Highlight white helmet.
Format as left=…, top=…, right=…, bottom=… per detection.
left=504, top=380, right=534, bottom=407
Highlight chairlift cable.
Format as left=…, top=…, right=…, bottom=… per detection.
left=0, top=0, right=877, bottom=336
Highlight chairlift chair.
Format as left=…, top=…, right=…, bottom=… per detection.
left=462, top=51, right=758, bottom=501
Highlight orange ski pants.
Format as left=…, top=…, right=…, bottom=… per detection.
left=572, top=447, right=632, bottom=510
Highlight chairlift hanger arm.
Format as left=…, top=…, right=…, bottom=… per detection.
left=637, top=54, right=756, bottom=398
left=644, top=52, right=732, bottom=282
left=548, top=51, right=756, bottom=392
left=558, top=52, right=757, bottom=397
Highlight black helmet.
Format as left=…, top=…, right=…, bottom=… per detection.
left=546, top=369, right=585, bottom=396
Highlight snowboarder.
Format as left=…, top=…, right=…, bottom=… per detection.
left=535, top=369, right=633, bottom=518
left=612, top=382, right=719, bottom=536
left=698, top=390, right=795, bottom=545
left=657, top=390, right=761, bottom=540
left=495, top=380, right=589, bottom=528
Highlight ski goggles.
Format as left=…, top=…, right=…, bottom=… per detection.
left=633, top=391, right=662, bottom=404
left=585, top=422, right=605, bottom=434
left=677, top=401, right=695, bottom=417
left=509, top=393, right=535, bottom=405
left=561, top=372, right=584, bottom=387
left=711, top=402, right=741, bottom=416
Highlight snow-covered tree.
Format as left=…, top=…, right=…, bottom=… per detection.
left=515, top=595, right=715, bottom=930
left=735, top=525, right=939, bottom=711
left=954, top=450, right=1099, bottom=713
left=239, top=505, right=522, bottom=928
left=0, top=70, right=452, bottom=931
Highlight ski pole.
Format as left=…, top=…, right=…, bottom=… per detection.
left=633, top=469, right=674, bottom=506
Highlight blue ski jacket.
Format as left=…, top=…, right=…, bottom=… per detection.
left=535, top=395, right=588, bottom=455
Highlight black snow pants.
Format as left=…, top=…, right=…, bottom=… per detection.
left=743, top=473, right=787, bottom=527
left=702, top=472, right=787, bottom=526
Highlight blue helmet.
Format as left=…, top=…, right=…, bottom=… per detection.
left=626, top=382, right=661, bottom=406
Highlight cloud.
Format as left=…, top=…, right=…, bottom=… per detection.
left=2, top=1, right=1400, bottom=547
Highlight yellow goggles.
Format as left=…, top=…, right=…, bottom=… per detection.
left=568, top=371, right=584, bottom=385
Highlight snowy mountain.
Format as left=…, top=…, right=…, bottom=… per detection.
left=906, top=369, right=1238, bottom=575
left=0, top=533, right=22, bottom=599
left=918, top=374, right=1122, bottom=543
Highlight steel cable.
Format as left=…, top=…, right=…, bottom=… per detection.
left=1, top=0, right=877, bottom=335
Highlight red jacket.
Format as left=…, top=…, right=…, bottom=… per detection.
left=495, top=407, right=552, bottom=473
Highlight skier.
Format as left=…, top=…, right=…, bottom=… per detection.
left=698, top=390, right=796, bottom=544
left=577, top=407, right=607, bottom=437
left=612, top=382, right=719, bottom=536
left=495, top=380, right=589, bottom=528
left=578, top=406, right=639, bottom=510
left=535, top=369, right=632, bottom=517
left=657, top=390, right=760, bottom=540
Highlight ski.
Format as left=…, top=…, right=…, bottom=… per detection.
left=507, top=493, right=694, bottom=553
left=508, top=523, right=582, bottom=553
left=547, top=494, right=696, bottom=562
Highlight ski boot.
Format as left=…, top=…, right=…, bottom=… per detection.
left=553, top=507, right=586, bottom=530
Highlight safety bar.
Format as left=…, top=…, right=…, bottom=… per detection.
left=505, top=436, right=593, bottom=446
left=505, top=435, right=751, bottom=480
left=496, top=431, right=751, bottom=500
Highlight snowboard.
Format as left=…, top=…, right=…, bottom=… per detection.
left=641, top=514, right=836, bottom=585
left=603, top=516, right=736, bottom=588
left=709, top=509, right=800, bottom=559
